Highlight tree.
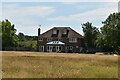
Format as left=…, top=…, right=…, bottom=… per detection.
left=96, top=12, right=120, bottom=53
left=1, top=19, right=19, bottom=49
left=82, top=22, right=99, bottom=48
left=18, top=32, right=26, bottom=41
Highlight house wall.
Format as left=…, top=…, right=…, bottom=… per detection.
left=38, top=37, right=85, bottom=53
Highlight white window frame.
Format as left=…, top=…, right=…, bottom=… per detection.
left=39, top=46, right=44, bottom=52
left=47, top=38, right=52, bottom=42
left=56, top=46, right=61, bottom=52
left=53, top=29, right=57, bottom=34
left=63, top=29, right=67, bottom=34
left=47, top=46, right=53, bottom=52
left=69, top=38, right=77, bottom=43
left=39, top=38, right=43, bottom=41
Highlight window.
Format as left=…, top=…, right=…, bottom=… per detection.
left=47, top=38, right=52, bottom=42
left=53, top=41, right=59, bottom=44
left=47, top=46, right=53, bottom=52
left=53, top=29, right=57, bottom=34
left=39, top=38, right=43, bottom=41
left=69, top=38, right=77, bottom=43
left=56, top=46, right=61, bottom=52
left=39, top=46, right=44, bottom=52
left=58, top=38, right=63, bottom=41
left=69, top=46, right=73, bottom=50
left=63, top=29, right=67, bottom=34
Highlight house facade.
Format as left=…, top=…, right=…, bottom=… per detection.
left=37, top=27, right=85, bottom=53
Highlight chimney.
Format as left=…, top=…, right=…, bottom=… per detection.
left=38, top=28, right=40, bottom=36
left=38, top=25, right=41, bottom=36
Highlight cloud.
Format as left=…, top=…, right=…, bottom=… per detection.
left=48, top=3, right=118, bottom=23
left=2, top=3, right=56, bottom=36
left=2, top=3, right=56, bottom=19
left=1, top=2, right=118, bottom=36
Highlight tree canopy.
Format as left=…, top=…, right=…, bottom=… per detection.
left=82, top=22, right=99, bottom=48
left=1, top=19, right=19, bottom=49
left=96, top=12, right=120, bottom=53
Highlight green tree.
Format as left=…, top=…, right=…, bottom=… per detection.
left=1, top=19, right=19, bottom=49
left=82, top=22, right=99, bottom=48
left=96, top=12, right=120, bottom=53
left=18, top=32, right=26, bottom=41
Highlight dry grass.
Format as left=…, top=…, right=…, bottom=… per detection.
left=2, top=51, right=118, bottom=78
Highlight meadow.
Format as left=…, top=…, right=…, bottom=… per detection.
left=2, top=51, right=118, bottom=78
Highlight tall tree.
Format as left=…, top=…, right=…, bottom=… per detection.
left=1, top=19, right=19, bottom=49
left=96, top=12, right=120, bottom=53
left=82, top=22, right=99, bottom=48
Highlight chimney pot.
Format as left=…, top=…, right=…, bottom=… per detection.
left=38, top=28, right=40, bottom=36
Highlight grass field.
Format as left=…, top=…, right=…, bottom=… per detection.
left=2, top=51, right=118, bottom=78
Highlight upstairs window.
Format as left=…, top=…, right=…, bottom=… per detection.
left=53, top=29, right=57, bottom=34
left=63, top=29, right=67, bottom=34
left=47, top=38, right=52, bottom=42
left=69, top=46, right=73, bottom=50
left=69, top=38, right=77, bottom=43
left=58, top=38, right=63, bottom=41
left=39, top=38, right=43, bottom=41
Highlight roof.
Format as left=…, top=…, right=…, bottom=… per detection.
left=39, top=27, right=83, bottom=38
left=47, top=41, right=65, bottom=45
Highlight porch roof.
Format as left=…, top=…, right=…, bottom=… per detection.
left=47, top=41, right=65, bottom=45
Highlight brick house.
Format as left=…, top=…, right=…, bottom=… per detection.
left=37, top=27, right=85, bottom=53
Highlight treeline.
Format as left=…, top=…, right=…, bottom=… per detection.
left=0, top=12, right=120, bottom=54
left=82, top=12, right=120, bottom=54
left=0, top=19, right=37, bottom=51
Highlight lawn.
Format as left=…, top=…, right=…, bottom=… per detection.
left=2, top=51, right=118, bottom=78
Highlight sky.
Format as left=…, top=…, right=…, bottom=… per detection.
left=1, top=1, right=119, bottom=36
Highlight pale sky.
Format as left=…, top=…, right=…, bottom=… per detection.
left=1, top=0, right=119, bottom=36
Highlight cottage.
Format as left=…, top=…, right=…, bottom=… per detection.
left=37, top=27, right=85, bottom=53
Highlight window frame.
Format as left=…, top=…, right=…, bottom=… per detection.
left=63, top=29, right=67, bottom=34
left=38, top=38, right=43, bottom=41
left=53, top=29, right=57, bottom=34
left=69, top=38, right=77, bottom=43
left=47, top=38, right=52, bottom=42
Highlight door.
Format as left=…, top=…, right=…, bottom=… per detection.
left=47, top=46, right=53, bottom=52
left=56, top=46, right=61, bottom=52
left=39, top=46, right=44, bottom=52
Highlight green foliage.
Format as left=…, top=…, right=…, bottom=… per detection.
left=96, top=12, right=120, bottom=54
left=1, top=19, right=19, bottom=49
left=17, top=32, right=37, bottom=51
left=18, top=40, right=37, bottom=51
left=82, top=22, right=99, bottom=48
left=18, top=32, right=26, bottom=41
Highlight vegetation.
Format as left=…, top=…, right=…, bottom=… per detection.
left=17, top=32, right=37, bottom=51
left=2, top=51, right=118, bottom=78
left=1, top=19, right=19, bottom=49
left=1, top=12, right=120, bottom=54
left=96, top=13, right=120, bottom=54
left=18, top=40, right=37, bottom=51
left=0, top=19, right=37, bottom=51
left=82, top=22, right=99, bottom=48
left=82, top=12, right=120, bottom=54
